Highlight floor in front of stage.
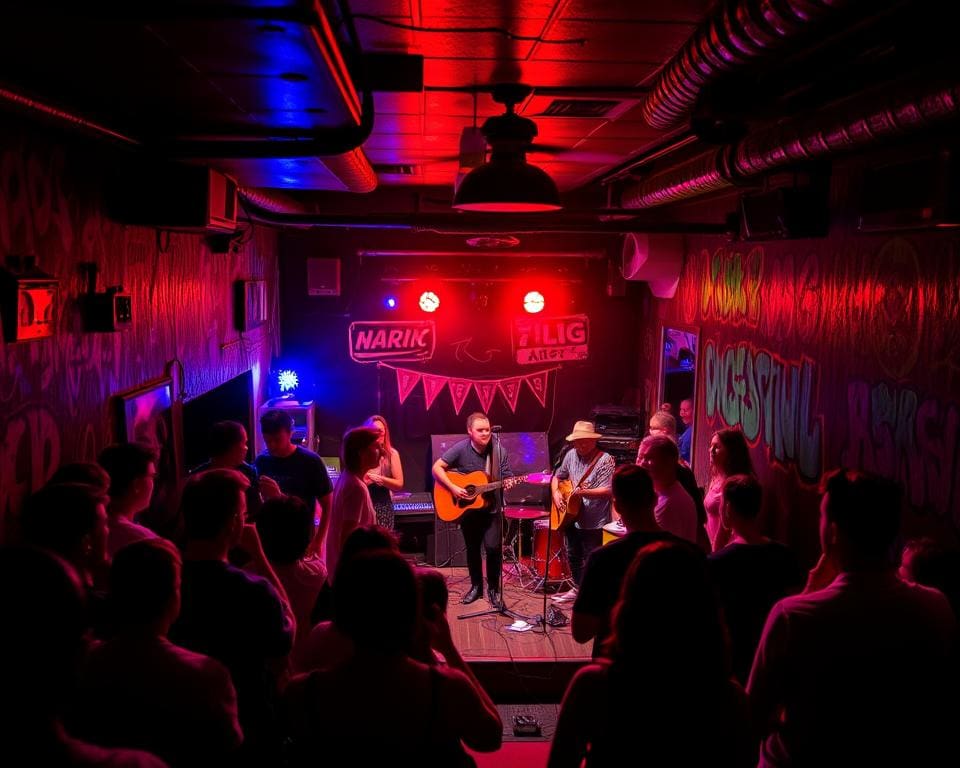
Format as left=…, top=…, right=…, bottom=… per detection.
left=437, top=566, right=592, bottom=662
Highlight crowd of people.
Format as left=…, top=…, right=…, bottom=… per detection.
left=2, top=405, right=958, bottom=767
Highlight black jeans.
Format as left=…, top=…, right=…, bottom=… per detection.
left=564, top=526, right=603, bottom=586
left=460, top=506, right=502, bottom=591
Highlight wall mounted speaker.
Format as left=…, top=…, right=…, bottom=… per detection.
left=306, top=258, right=341, bottom=296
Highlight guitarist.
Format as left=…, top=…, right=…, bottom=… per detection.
left=550, top=421, right=615, bottom=603
left=432, top=412, right=514, bottom=607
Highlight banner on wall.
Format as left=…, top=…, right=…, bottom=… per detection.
left=349, top=320, right=436, bottom=362
left=381, top=364, right=558, bottom=414
left=512, top=314, right=589, bottom=365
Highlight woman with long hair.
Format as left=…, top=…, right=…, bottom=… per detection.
left=705, top=428, right=755, bottom=551
left=326, top=427, right=381, bottom=577
left=549, top=540, right=752, bottom=767
left=364, top=415, right=405, bottom=531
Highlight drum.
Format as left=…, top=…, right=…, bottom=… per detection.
left=602, top=520, right=627, bottom=546
left=532, top=519, right=570, bottom=581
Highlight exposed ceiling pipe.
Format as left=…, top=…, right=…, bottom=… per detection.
left=238, top=201, right=727, bottom=235
left=622, top=76, right=960, bottom=208
left=641, top=0, right=854, bottom=131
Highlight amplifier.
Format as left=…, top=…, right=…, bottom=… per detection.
left=598, top=436, right=640, bottom=466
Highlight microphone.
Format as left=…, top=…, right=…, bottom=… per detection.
left=491, top=425, right=503, bottom=432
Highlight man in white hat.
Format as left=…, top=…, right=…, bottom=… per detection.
left=550, top=420, right=615, bottom=602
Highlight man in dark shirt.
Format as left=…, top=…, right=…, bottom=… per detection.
left=192, top=420, right=262, bottom=521
left=255, top=409, right=332, bottom=556
left=170, top=469, right=294, bottom=764
left=708, top=474, right=804, bottom=683
left=432, top=412, right=515, bottom=608
left=572, top=464, right=680, bottom=657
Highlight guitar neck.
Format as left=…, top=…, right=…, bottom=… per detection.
left=474, top=475, right=524, bottom=494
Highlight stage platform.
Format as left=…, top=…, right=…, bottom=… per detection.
left=434, top=566, right=593, bottom=702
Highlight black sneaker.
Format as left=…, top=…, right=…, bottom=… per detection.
left=461, top=585, right=482, bottom=604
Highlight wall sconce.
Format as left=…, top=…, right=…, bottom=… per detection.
left=0, top=256, right=59, bottom=342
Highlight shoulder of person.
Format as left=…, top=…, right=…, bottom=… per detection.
left=294, top=446, right=324, bottom=462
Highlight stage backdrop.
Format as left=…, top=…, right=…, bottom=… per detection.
left=0, top=120, right=280, bottom=537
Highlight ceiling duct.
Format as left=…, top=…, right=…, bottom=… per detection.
left=622, top=76, right=960, bottom=209
left=621, top=234, right=685, bottom=298
left=640, top=0, right=855, bottom=131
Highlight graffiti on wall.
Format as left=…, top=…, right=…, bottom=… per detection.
left=843, top=380, right=960, bottom=526
left=703, top=339, right=823, bottom=483
left=699, top=246, right=764, bottom=328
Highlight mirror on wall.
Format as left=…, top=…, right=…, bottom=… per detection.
left=658, top=326, right=698, bottom=466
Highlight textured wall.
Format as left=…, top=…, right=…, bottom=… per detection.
left=648, top=233, right=960, bottom=561
left=0, top=124, right=279, bottom=534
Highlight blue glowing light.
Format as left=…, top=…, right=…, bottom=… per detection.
left=384, top=296, right=398, bottom=309
left=277, top=369, right=300, bottom=392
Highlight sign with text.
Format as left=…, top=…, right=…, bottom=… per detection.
left=349, top=320, right=436, bottom=362
left=513, top=314, right=589, bottom=365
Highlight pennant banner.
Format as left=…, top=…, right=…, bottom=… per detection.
left=382, top=364, right=557, bottom=414
left=448, top=378, right=474, bottom=415
left=498, top=377, right=523, bottom=413
left=524, top=369, right=550, bottom=407
left=473, top=380, right=498, bottom=413
left=395, top=368, right=422, bottom=405
left=421, top=374, right=448, bottom=409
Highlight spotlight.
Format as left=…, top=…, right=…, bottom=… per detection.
left=384, top=295, right=398, bottom=310
left=419, top=291, right=440, bottom=313
left=523, top=290, right=545, bottom=314
left=277, top=369, right=299, bottom=393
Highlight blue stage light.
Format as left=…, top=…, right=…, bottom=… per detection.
left=384, top=295, right=398, bottom=309
left=277, top=369, right=299, bottom=393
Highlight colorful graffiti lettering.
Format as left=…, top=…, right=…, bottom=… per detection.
left=842, top=381, right=960, bottom=525
left=703, top=339, right=822, bottom=482
left=699, top=246, right=763, bottom=328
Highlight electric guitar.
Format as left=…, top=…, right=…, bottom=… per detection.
left=434, top=470, right=550, bottom=522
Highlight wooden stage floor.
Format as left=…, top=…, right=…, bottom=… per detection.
left=436, top=566, right=592, bottom=662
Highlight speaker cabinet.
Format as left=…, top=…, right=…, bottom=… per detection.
left=306, top=258, right=341, bottom=296
left=427, top=518, right=467, bottom=567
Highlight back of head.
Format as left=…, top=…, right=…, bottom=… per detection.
left=208, top=420, right=246, bottom=459
left=649, top=410, right=677, bottom=438
left=722, top=474, right=762, bottom=521
left=98, top=442, right=157, bottom=500
left=640, top=433, right=680, bottom=465
left=609, top=540, right=725, bottom=681
left=336, top=525, right=399, bottom=581
left=20, top=482, right=107, bottom=563
left=110, top=538, right=182, bottom=628
left=260, top=408, right=294, bottom=436
left=416, top=567, right=449, bottom=614
left=821, top=468, right=901, bottom=565
left=612, top=464, right=656, bottom=519
left=341, top=426, right=380, bottom=474
left=0, top=547, right=87, bottom=714
left=334, top=550, right=418, bottom=654
left=180, top=469, right=250, bottom=542
left=256, top=495, right=314, bottom=565
left=49, top=462, right=111, bottom=494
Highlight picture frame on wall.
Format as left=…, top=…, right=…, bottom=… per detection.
left=234, top=278, right=267, bottom=332
left=111, top=376, right=180, bottom=535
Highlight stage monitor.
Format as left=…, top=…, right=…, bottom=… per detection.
left=430, top=431, right=550, bottom=507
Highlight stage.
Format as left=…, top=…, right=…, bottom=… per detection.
left=433, top=566, right=593, bottom=702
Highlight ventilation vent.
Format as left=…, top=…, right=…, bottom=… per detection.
left=540, top=99, right=623, bottom=118
left=373, top=163, right=417, bottom=176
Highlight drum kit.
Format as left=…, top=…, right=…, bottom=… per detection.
left=502, top=506, right=573, bottom=592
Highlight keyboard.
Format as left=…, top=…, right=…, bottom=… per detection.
left=393, top=492, right=435, bottom=515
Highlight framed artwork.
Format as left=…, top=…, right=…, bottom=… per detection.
left=234, top=279, right=267, bottom=332
left=111, top=376, right=180, bottom=535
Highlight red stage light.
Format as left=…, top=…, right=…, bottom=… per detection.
left=523, top=290, right=545, bottom=314
left=419, top=291, right=440, bottom=313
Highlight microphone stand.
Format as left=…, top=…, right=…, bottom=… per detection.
left=458, top=428, right=537, bottom=625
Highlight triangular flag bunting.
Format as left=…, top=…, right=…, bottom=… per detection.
left=422, top=374, right=448, bottom=410
left=448, top=378, right=474, bottom=415
left=395, top=368, right=422, bottom=405
left=474, top=380, right=498, bottom=413
left=498, top=377, right=523, bottom=413
left=525, top=370, right=550, bottom=407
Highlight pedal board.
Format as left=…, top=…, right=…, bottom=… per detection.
left=513, top=714, right=542, bottom=737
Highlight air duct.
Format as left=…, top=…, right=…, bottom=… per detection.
left=641, top=0, right=854, bottom=131
left=623, top=76, right=960, bottom=208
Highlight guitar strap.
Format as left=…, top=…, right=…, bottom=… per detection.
left=574, top=452, right=604, bottom=491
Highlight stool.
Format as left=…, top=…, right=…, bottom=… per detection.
left=503, top=506, right=548, bottom=588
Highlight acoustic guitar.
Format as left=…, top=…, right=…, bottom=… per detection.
left=434, top=470, right=549, bottom=522
left=550, top=478, right=580, bottom=531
